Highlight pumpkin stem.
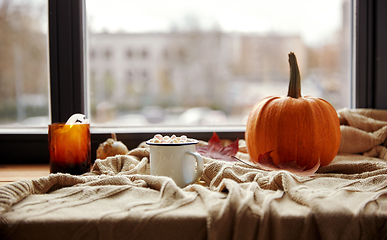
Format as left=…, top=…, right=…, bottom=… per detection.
left=287, top=52, right=302, bottom=98
left=111, top=133, right=117, bottom=141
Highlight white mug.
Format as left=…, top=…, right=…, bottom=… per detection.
left=147, top=140, right=204, bottom=188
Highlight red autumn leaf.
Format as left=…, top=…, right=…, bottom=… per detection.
left=196, top=132, right=239, bottom=161
left=257, top=151, right=319, bottom=176
left=235, top=151, right=319, bottom=176
left=256, top=151, right=278, bottom=169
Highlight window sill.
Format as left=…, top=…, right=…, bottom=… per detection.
left=0, top=125, right=246, bottom=164
left=0, top=125, right=246, bottom=134
left=0, top=164, right=50, bottom=186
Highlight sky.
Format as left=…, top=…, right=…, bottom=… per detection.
left=86, top=0, right=346, bottom=47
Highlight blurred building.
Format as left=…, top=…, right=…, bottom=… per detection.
left=231, top=34, right=306, bottom=82
left=88, top=31, right=309, bottom=123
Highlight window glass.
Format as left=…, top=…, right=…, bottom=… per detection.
left=0, top=0, right=49, bottom=127
left=86, top=0, right=352, bottom=126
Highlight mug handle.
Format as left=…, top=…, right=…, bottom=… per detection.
left=185, top=151, right=204, bottom=185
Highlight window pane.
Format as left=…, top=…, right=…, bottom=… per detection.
left=86, top=0, right=352, bottom=126
left=0, top=0, right=49, bottom=127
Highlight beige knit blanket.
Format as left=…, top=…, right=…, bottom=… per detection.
left=1, top=108, right=387, bottom=240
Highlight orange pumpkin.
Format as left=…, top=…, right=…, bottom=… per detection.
left=245, top=52, right=341, bottom=170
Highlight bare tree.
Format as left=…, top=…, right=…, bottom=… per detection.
left=0, top=0, right=48, bottom=121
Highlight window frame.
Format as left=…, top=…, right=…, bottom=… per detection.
left=356, top=0, right=387, bottom=109
left=1, top=0, right=385, bottom=164
left=49, top=0, right=87, bottom=123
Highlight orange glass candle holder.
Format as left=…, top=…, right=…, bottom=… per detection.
left=48, top=123, right=91, bottom=175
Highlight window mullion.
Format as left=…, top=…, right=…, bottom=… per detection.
left=49, top=0, right=86, bottom=123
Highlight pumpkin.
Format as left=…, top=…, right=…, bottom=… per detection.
left=96, top=133, right=129, bottom=160
left=245, top=52, right=341, bottom=170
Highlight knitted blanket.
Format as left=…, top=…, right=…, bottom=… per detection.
left=1, top=108, right=387, bottom=240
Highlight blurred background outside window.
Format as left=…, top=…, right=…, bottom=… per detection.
left=0, top=0, right=352, bottom=128
left=0, top=0, right=49, bottom=127
left=87, top=0, right=353, bottom=127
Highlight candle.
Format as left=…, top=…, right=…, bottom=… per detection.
left=48, top=122, right=91, bottom=175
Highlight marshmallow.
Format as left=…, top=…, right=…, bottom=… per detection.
left=148, top=134, right=194, bottom=144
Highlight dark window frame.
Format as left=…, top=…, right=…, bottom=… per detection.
left=1, top=0, right=386, bottom=164
left=356, top=0, right=387, bottom=109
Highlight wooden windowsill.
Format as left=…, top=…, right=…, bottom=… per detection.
left=0, top=164, right=50, bottom=186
